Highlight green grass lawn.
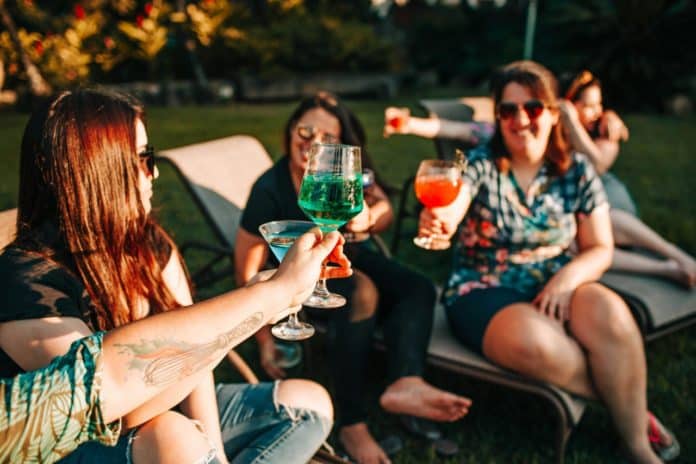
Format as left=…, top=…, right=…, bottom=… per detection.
left=0, top=93, right=694, bottom=463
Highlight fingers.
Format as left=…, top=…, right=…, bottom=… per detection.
left=246, top=269, right=277, bottom=287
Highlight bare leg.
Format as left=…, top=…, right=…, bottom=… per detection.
left=482, top=303, right=596, bottom=398
left=611, top=209, right=696, bottom=286
left=131, top=411, right=215, bottom=464
left=568, top=283, right=660, bottom=463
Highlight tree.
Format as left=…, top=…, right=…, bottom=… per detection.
left=0, top=0, right=51, bottom=97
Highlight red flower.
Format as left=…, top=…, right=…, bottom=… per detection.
left=104, top=36, right=115, bottom=49
left=479, top=220, right=496, bottom=238
left=136, top=14, right=144, bottom=28
left=144, top=2, right=153, bottom=16
left=74, top=4, right=85, bottom=20
left=33, top=40, right=44, bottom=55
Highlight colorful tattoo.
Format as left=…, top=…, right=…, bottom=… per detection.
left=114, top=312, right=264, bottom=386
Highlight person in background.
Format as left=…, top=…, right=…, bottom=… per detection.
left=1, top=235, right=349, bottom=464
left=559, top=70, right=695, bottom=288
left=0, top=88, right=343, bottom=464
left=385, top=73, right=695, bottom=289
left=235, top=91, right=471, bottom=464
left=419, top=61, right=679, bottom=463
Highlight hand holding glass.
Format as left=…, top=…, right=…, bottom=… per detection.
left=298, top=143, right=363, bottom=308
left=343, top=168, right=374, bottom=243
left=413, top=159, right=463, bottom=250
left=259, top=220, right=318, bottom=340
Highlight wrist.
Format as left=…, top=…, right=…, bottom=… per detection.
left=255, top=279, right=295, bottom=322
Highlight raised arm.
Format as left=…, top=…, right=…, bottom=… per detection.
left=98, top=229, right=348, bottom=423
left=383, top=107, right=484, bottom=143
left=559, top=100, right=622, bottom=174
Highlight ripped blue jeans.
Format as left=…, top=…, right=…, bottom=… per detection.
left=56, top=382, right=331, bottom=464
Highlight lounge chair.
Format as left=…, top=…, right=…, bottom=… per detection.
left=156, top=135, right=273, bottom=288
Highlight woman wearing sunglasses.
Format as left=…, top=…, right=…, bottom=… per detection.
left=419, top=61, right=678, bottom=463
left=235, top=91, right=471, bottom=464
left=0, top=88, right=339, bottom=464
left=559, top=70, right=695, bottom=288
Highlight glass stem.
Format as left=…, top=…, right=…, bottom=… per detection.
left=287, top=310, right=301, bottom=328
left=314, top=277, right=331, bottom=298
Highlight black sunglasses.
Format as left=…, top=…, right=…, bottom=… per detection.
left=296, top=124, right=339, bottom=144
left=496, top=100, right=547, bottom=121
left=138, top=145, right=156, bottom=175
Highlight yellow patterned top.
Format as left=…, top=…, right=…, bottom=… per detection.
left=0, top=332, right=121, bottom=463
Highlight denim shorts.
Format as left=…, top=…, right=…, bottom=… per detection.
left=56, top=382, right=331, bottom=464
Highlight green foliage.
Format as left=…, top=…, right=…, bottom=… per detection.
left=537, top=0, right=696, bottom=110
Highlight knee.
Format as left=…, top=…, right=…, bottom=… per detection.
left=572, top=283, right=638, bottom=343
left=350, top=271, right=378, bottom=322
left=276, top=379, right=334, bottom=421
left=131, top=411, right=213, bottom=464
left=497, top=332, right=560, bottom=375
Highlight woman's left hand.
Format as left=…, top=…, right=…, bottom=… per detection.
left=532, top=272, right=578, bottom=322
left=344, top=201, right=371, bottom=233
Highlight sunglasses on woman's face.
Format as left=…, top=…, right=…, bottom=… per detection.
left=296, top=124, right=339, bottom=144
left=496, top=100, right=547, bottom=121
left=138, top=145, right=155, bottom=176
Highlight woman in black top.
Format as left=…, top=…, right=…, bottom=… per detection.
left=236, top=91, right=471, bottom=464
left=0, top=89, right=337, bottom=464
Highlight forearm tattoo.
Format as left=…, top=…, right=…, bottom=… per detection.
left=115, top=312, right=264, bottom=386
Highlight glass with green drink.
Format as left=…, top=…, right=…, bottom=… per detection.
left=298, top=143, right=363, bottom=308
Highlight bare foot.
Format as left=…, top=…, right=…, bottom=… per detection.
left=339, top=423, right=391, bottom=464
left=663, top=259, right=695, bottom=289
left=379, top=376, right=471, bottom=422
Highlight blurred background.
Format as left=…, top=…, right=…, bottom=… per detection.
left=1, top=0, right=695, bottom=112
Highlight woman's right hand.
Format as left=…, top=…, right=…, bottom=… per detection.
left=383, top=107, right=410, bottom=137
left=418, top=205, right=460, bottom=241
left=273, top=229, right=351, bottom=307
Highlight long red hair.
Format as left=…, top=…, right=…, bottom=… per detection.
left=16, top=88, right=182, bottom=330
left=489, top=60, right=571, bottom=175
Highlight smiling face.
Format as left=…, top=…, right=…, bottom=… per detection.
left=288, top=107, right=341, bottom=175
left=573, top=84, right=603, bottom=132
left=135, top=118, right=157, bottom=214
left=499, top=81, right=559, bottom=163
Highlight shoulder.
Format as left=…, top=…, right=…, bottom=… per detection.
left=465, top=146, right=497, bottom=177
left=252, top=157, right=289, bottom=193
left=0, top=246, right=89, bottom=323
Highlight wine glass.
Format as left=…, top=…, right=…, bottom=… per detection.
left=343, top=168, right=374, bottom=243
left=298, top=143, right=363, bottom=308
left=413, top=159, right=463, bottom=250
left=259, top=220, right=317, bottom=340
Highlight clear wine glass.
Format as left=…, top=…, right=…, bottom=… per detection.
left=343, top=168, right=374, bottom=243
left=298, top=143, right=363, bottom=308
left=413, top=159, right=463, bottom=250
left=259, top=220, right=317, bottom=340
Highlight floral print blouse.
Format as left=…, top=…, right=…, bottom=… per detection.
left=443, top=148, right=608, bottom=305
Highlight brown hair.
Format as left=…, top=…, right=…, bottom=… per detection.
left=16, top=88, right=182, bottom=330
left=563, top=69, right=601, bottom=102
left=489, top=60, right=571, bottom=175
left=283, top=91, right=390, bottom=191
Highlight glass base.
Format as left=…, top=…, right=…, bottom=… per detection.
left=271, top=321, right=315, bottom=341
left=302, top=292, right=347, bottom=309
left=413, top=235, right=451, bottom=250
